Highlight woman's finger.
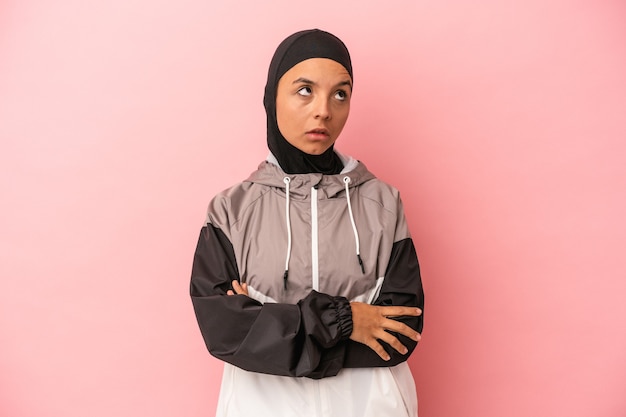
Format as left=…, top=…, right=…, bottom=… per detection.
left=366, top=339, right=391, bottom=361
left=379, top=306, right=422, bottom=318
left=375, top=330, right=409, bottom=355
left=382, top=318, right=422, bottom=342
left=230, top=280, right=249, bottom=296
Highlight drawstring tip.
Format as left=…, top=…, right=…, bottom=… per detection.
left=357, top=254, right=365, bottom=274
left=283, top=270, right=289, bottom=290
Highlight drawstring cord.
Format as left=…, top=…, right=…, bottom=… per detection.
left=283, top=177, right=292, bottom=289
left=344, top=177, right=365, bottom=274
left=283, top=175, right=364, bottom=291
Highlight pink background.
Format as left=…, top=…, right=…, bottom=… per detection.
left=1, top=1, right=625, bottom=416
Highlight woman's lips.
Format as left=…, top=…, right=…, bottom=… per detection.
left=305, top=129, right=330, bottom=140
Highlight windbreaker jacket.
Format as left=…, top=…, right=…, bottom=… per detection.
left=190, top=154, right=424, bottom=417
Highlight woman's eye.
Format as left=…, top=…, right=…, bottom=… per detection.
left=297, top=87, right=312, bottom=96
left=335, top=90, right=347, bottom=101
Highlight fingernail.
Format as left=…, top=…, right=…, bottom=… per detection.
left=401, top=347, right=408, bottom=354
left=416, top=308, right=422, bottom=315
left=384, top=355, right=390, bottom=361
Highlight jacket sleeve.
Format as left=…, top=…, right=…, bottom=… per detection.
left=340, top=236, right=424, bottom=368
left=190, top=223, right=354, bottom=378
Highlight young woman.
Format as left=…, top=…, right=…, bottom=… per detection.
left=190, top=29, right=425, bottom=417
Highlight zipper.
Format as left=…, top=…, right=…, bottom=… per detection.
left=311, top=185, right=319, bottom=291
left=313, top=378, right=322, bottom=417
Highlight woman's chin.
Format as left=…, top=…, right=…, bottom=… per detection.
left=299, top=142, right=335, bottom=156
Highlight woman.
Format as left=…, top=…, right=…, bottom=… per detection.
left=190, top=29, right=424, bottom=417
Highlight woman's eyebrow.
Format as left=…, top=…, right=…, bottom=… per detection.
left=337, top=80, right=353, bottom=90
left=292, top=77, right=315, bottom=85
left=292, top=77, right=353, bottom=90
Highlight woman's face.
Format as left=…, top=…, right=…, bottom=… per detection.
left=275, top=58, right=352, bottom=155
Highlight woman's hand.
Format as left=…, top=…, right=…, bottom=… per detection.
left=227, top=280, right=249, bottom=296
left=349, top=302, right=422, bottom=361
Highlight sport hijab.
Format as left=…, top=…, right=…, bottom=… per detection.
left=263, top=29, right=353, bottom=175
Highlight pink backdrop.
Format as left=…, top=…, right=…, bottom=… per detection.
left=1, top=1, right=625, bottom=416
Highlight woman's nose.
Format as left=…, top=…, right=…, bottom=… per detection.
left=314, top=97, right=331, bottom=120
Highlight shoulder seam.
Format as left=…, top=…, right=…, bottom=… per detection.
left=229, top=185, right=273, bottom=227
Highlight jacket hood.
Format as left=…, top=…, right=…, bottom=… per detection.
left=264, top=29, right=352, bottom=175
left=245, top=152, right=376, bottom=199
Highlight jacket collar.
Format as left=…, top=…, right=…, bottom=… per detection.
left=245, top=151, right=376, bottom=199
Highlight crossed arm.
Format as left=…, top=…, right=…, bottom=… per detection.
left=228, top=280, right=422, bottom=361
left=191, top=222, right=424, bottom=378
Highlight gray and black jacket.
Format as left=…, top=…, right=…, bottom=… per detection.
left=190, top=153, right=424, bottom=416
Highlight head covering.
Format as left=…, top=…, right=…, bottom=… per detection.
left=263, top=29, right=353, bottom=175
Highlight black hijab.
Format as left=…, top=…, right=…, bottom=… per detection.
left=263, top=29, right=353, bottom=175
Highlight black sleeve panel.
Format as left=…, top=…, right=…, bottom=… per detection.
left=341, top=237, right=425, bottom=369
left=190, top=225, right=353, bottom=378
